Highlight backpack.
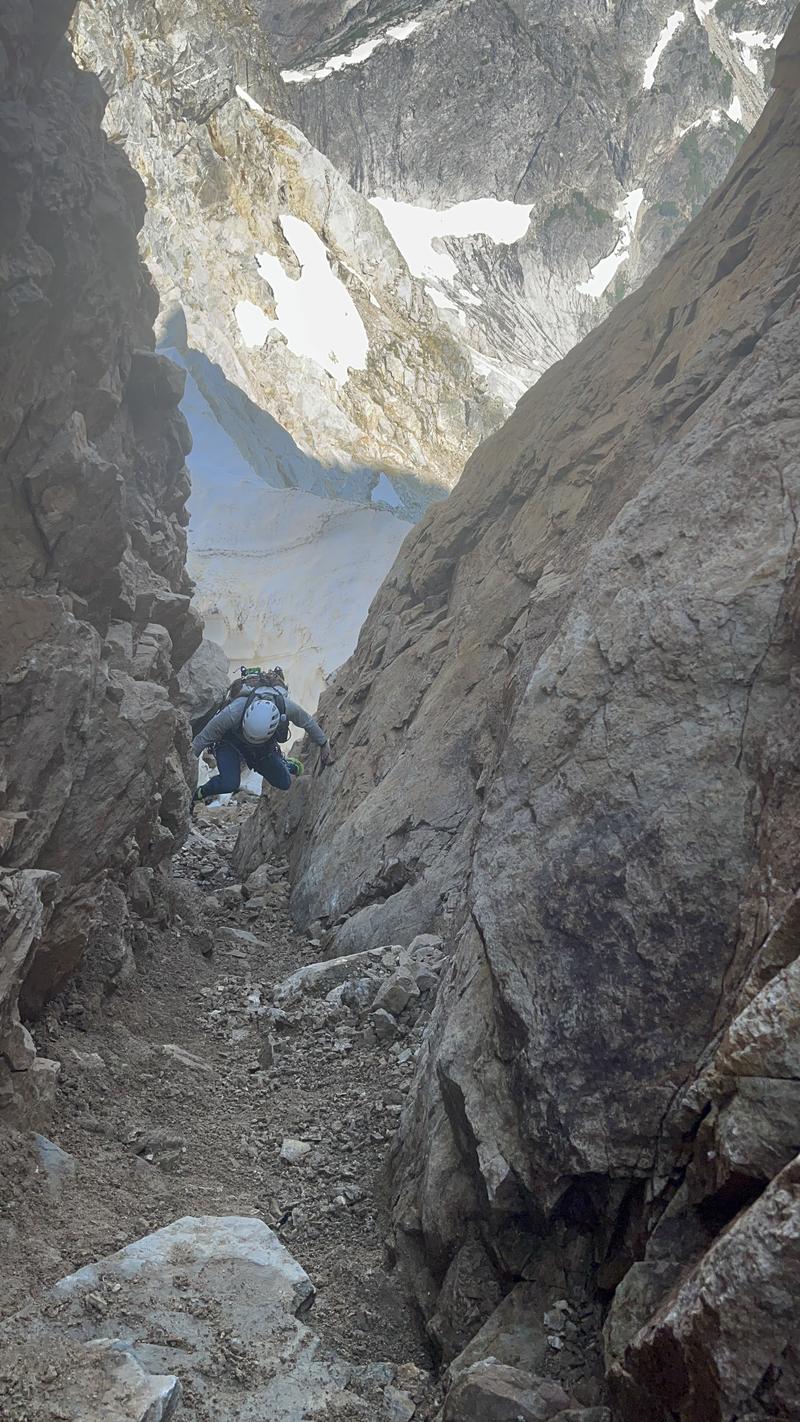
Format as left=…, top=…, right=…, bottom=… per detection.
left=190, top=668, right=290, bottom=743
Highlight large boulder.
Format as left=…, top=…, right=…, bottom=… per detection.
left=0, top=1215, right=410, bottom=1420
left=176, top=636, right=230, bottom=725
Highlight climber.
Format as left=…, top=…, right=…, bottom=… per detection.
left=190, top=674, right=331, bottom=806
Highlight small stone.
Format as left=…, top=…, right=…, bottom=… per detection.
left=394, top=1362, right=430, bottom=1393
left=34, top=1135, right=77, bottom=1192
left=372, top=972, right=419, bottom=1017
left=384, top=1384, right=416, bottom=1422
left=414, top=968, right=440, bottom=996
left=161, top=1043, right=211, bottom=1072
left=370, top=1008, right=399, bottom=1042
left=407, top=933, right=444, bottom=956
left=280, top=1137, right=313, bottom=1164
left=69, top=1049, right=105, bottom=1071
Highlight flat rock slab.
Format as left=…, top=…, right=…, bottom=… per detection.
left=0, top=1334, right=180, bottom=1422
left=2, top=1215, right=399, bottom=1421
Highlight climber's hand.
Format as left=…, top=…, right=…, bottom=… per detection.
left=202, top=749, right=217, bottom=768
left=319, top=741, right=334, bottom=769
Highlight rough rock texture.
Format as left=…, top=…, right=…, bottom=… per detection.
left=273, top=0, right=793, bottom=389
left=273, top=15, right=800, bottom=1409
left=609, top=1156, right=800, bottom=1419
left=0, top=2, right=197, bottom=1121
left=176, top=636, right=230, bottom=723
left=71, top=0, right=496, bottom=498
left=441, top=1361, right=576, bottom=1422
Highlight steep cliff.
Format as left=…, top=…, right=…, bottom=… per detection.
left=252, top=14, right=800, bottom=1412
left=274, top=0, right=793, bottom=391
left=0, top=2, right=197, bottom=1121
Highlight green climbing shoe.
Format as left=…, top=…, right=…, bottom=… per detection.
left=286, top=757, right=304, bottom=778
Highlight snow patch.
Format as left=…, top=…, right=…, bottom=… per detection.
left=731, top=28, right=783, bottom=73
left=255, top=215, right=369, bottom=384
left=387, top=20, right=420, bottom=41
left=425, top=285, right=459, bottom=311
left=469, top=347, right=530, bottom=407
left=693, top=0, right=718, bottom=20
left=577, top=188, right=644, bottom=299
left=235, top=300, right=271, bottom=348
left=678, top=108, right=723, bottom=134
left=643, top=11, right=685, bottom=90
left=727, top=94, right=743, bottom=122
left=235, top=85, right=265, bottom=114
left=282, top=17, right=421, bottom=83
left=371, top=472, right=403, bottom=508
left=371, top=196, right=533, bottom=284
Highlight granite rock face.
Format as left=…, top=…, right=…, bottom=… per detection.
left=279, top=15, right=800, bottom=1409
left=273, top=0, right=793, bottom=392
left=0, top=2, right=197, bottom=1120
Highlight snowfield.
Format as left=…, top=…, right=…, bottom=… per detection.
left=577, top=188, right=644, bottom=299
left=166, top=347, right=410, bottom=718
left=282, top=18, right=422, bottom=83
left=370, top=196, right=533, bottom=284
left=643, top=11, right=685, bottom=90
left=254, top=215, right=369, bottom=385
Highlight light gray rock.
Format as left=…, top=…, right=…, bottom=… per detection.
left=274, top=948, right=386, bottom=1004
left=160, top=1044, right=212, bottom=1074
left=383, top=1384, right=416, bottom=1422
left=177, top=638, right=230, bottom=724
left=0, top=1334, right=180, bottom=1422
left=372, top=972, right=420, bottom=1017
left=33, top=1135, right=77, bottom=1193
left=280, top=1138, right=313, bottom=1164
left=0, top=1215, right=403, bottom=1419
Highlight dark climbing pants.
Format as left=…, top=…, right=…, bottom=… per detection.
left=199, top=741, right=293, bottom=799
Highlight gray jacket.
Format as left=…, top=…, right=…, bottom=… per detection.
left=191, top=689, right=327, bottom=756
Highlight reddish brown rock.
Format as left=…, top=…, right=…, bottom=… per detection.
left=610, top=1156, right=800, bottom=1420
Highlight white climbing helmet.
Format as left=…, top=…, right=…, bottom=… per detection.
left=241, top=696, right=280, bottom=744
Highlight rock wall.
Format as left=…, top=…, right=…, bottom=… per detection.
left=263, top=14, right=800, bottom=1413
left=274, top=0, right=793, bottom=391
left=0, top=2, right=198, bottom=1122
